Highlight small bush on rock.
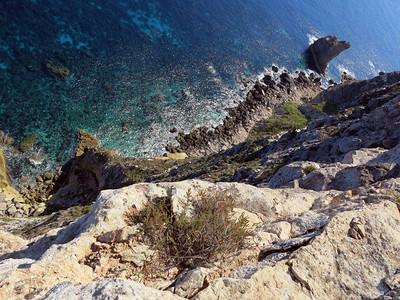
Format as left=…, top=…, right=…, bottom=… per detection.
left=304, top=165, right=318, bottom=174
left=132, top=189, right=250, bottom=268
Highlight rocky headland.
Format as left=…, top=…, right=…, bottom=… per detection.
left=1, top=50, right=400, bottom=298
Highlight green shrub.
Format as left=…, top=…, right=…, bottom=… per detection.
left=303, top=165, right=318, bottom=175
left=133, top=189, right=250, bottom=267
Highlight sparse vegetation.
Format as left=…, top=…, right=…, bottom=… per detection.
left=310, top=101, right=326, bottom=112
left=303, top=165, right=318, bottom=174
left=129, top=189, right=250, bottom=268
left=250, top=102, right=308, bottom=137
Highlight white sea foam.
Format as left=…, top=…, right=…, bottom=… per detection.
left=368, top=60, right=380, bottom=76
left=307, top=33, right=318, bottom=45
left=337, top=64, right=356, bottom=79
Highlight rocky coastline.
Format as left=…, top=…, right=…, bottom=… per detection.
left=166, top=69, right=323, bottom=157
left=1, top=40, right=400, bottom=298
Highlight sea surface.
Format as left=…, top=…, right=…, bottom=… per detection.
left=0, top=0, right=399, bottom=179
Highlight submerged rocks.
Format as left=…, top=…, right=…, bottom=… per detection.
left=306, top=35, right=351, bottom=76
left=19, top=133, right=40, bottom=152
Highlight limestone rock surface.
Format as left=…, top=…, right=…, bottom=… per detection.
left=42, top=278, right=183, bottom=300
left=195, top=200, right=400, bottom=300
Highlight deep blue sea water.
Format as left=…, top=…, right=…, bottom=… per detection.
left=0, top=0, right=399, bottom=178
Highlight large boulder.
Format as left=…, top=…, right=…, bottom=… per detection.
left=195, top=200, right=400, bottom=300
left=306, top=35, right=351, bottom=77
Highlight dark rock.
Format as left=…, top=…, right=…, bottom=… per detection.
left=259, top=231, right=321, bottom=260
left=374, top=288, right=400, bottom=300
left=280, top=73, right=293, bottom=86
left=328, top=163, right=400, bottom=191
left=312, top=71, right=400, bottom=113
left=150, top=93, right=167, bottom=102
left=341, top=72, right=356, bottom=83
left=47, top=147, right=129, bottom=209
left=272, top=66, right=279, bottom=72
left=306, top=35, right=351, bottom=76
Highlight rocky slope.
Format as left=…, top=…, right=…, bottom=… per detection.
left=0, top=71, right=400, bottom=299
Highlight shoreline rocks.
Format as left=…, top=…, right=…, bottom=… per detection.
left=167, top=70, right=323, bottom=157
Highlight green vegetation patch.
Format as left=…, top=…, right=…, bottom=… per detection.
left=250, top=102, right=308, bottom=137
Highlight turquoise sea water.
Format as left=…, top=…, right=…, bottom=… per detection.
left=0, top=0, right=399, bottom=178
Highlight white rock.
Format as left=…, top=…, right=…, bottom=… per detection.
left=269, top=161, right=320, bottom=188
left=119, top=245, right=155, bottom=267
left=42, top=278, right=183, bottom=300
left=174, top=267, right=209, bottom=298
left=341, top=147, right=386, bottom=165
left=262, top=221, right=292, bottom=240
left=196, top=201, right=400, bottom=300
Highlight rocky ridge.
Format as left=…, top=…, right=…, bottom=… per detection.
left=166, top=68, right=323, bottom=157
left=0, top=71, right=400, bottom=299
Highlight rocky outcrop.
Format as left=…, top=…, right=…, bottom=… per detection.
left=306, top=35, right=351, bottom=76
left=311, top=71, right=400, bottom=113
left=153, top=72, right=400, bottom=187
left=46, top=144, right=180, bottom=210
left=75, top=129, right=99, bottom=157
left=248, top=72, right=400, bottom=190
left=0, top=180, right=329, bottom=298
left=167, top=70, right=323, bottom=157
left=1, top=177, right=400, bottom=299
left=47, top=147, right=133, bottom=209
left=195, top=199, right=400, bottom=300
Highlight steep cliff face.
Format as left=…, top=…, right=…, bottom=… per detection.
left=0, top=148, right=26, bottom=216
left=306, top=35, right=351, bottom=76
